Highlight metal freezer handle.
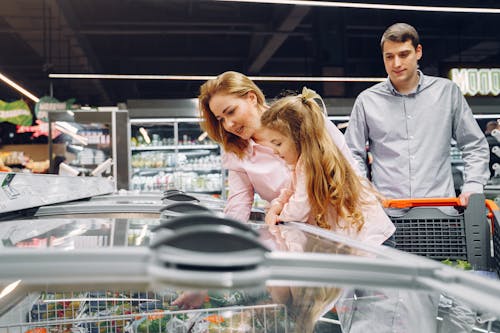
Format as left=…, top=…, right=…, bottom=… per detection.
left=149, top=223, right=270, bottom=288
left=150, top=223, right=266, bottom=252
left=160, top=202, right=212, bottom=214
left=162, top=192, right=200, bottom=203
left=153, top=213, right=259, bottom=236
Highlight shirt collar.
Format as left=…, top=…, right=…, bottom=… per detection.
left=386, top=70, right=424, bottom=96
left=246, top=138, right=275, bottom=156
left=247, top=138, right=257, bottom=155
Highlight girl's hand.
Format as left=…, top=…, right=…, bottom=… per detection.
left=265, top=212, right=279, bottom=225
left=280, top=188, right=293, bottom=202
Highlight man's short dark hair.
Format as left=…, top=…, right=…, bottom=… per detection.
left=380, top=23, right=420, bottom=50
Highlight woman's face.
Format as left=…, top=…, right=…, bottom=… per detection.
left=209, top=92, right=261, bottom=140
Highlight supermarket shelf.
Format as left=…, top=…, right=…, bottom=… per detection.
left=183, top=168, right=222, bottom=173
left=133, top=167, right=221, bottom=174
left=130, top=118, right=225, bottom=198
left=131, top=144, right=219, bottom=151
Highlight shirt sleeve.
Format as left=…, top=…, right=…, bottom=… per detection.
left=360, top=199, right=396, bottom=246
left=324, top=115, right=360, bottom=174
left=451, top=84, right=490, bottom=193
left=344, top=97, right=369, bottom=177
left=278, top=165, right=311, bottom=223
left=224, top=169, right=255, bottom=222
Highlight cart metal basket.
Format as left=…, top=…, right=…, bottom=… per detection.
left=493, top=211, right=500, bottom=278
left=383, top=194, right=497, bottom=272
left=0, top=290, right=287, bottom=333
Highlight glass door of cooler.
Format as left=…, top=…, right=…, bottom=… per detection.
left=130, top=118, right=224, bottom=197
left=47, top=110, right=130, bottom=190
left=1, top=218, right=500, bottom=333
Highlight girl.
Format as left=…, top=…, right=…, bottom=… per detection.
left=198, top=71, right=359, bottom=223
left=261, top=87, right=395, bottom=246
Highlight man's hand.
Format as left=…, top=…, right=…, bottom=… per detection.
left=459, top=192, right=473, bottom=206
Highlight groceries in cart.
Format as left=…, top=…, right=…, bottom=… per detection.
left=22, top=289, right=289, bottom=333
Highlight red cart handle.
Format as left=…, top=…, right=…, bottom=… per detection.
left=486, top=199, right=500, bottom=233
left=383, top=198, right=500, bottom=233
left=382, top=198, right=462, bottom=209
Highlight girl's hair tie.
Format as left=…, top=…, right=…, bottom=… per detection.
left=300, top=86, right=327, bottom=116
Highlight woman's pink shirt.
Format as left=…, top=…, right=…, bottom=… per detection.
left=222, top=119, right=359, bottom=222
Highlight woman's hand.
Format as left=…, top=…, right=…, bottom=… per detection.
left=172, top=291, right=208, bottom=310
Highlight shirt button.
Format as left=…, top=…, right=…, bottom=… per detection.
left=407, top=115, right=412, bottom=119
left=409, top=135, right=414, bottom=139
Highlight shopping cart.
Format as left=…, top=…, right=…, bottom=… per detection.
left=0, top=290, right=287, bottom=333
left=383, top=193, right=499, bottom=274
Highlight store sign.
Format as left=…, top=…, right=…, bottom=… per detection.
left=34, top=96, right=75, bottom=122
left=0, top=99, right=32, bottom=126
left=450, top=68, right=500, bottom=96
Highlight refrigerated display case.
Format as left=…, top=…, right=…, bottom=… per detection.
left=47, top=109, right=130, bottom=191
left=130, top=118, right=223, bottom=196
left=1, top=173, right=500, bottom=332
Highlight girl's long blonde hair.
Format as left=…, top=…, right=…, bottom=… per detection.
left=261, top=88, right=373, bottom=231
left=198, top=71, right=266, bottom=158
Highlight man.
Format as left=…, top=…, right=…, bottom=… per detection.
left=345, top=23, right=489, bottom=206
left=344, top=23, right=490, bottom=333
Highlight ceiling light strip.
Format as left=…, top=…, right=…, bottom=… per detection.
left=49, top=73, right=385, bottom=82
left=215, top=0, right=500, bottom=14
left=0, top=73, right=40, bottom=103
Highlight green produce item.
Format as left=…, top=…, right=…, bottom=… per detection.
left=0, top=99, right=32, bottom=125
left=441, top=258, right=472, bottom=270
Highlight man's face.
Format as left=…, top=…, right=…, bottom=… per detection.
left=382, top=39, right=422, bottom=90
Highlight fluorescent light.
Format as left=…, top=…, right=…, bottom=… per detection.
left=0, top=73, right=40, bottom=102
left=55, top=121, right=89, bottom=145
left=49, top=73, right=385, bottom=82
left=215, top=0, right=500, bottom=14
left=0, top=280, right=21, bottom=299
left=251, top=76, right=385, bottom=82
left=50, top=74, right=214, bottom=80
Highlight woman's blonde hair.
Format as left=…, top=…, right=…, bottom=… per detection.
left=261, top=88, right=372, bottom=231
left=198, top=71, right=266, bottom=158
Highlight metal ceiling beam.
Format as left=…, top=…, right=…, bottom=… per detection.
left=52, top=0, right=112, bottom=104
left=248, top=5, right=311, bottom=74
left=2, top=0, right=111, bottom=104
left=103, top=56, right=309, bottom=62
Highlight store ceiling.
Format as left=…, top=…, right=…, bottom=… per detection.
left=0, top=0, right=499, bottom=106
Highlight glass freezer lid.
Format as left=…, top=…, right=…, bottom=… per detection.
left=1, top=216, right=500, bottom=333
left=34, top=200, right=166, bottom=216
left=0, top=173, right=114, bottom=215
left=33, top=192, right=225, bottom=217
left=0, top=216, right=162, bottom=249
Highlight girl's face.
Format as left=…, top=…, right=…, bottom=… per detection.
left=209, top=92, right=261, bottom=140
left=261, top=128, right=299, bottom=165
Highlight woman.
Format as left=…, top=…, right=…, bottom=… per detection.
left=198, top=71, right=358, bottom=222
